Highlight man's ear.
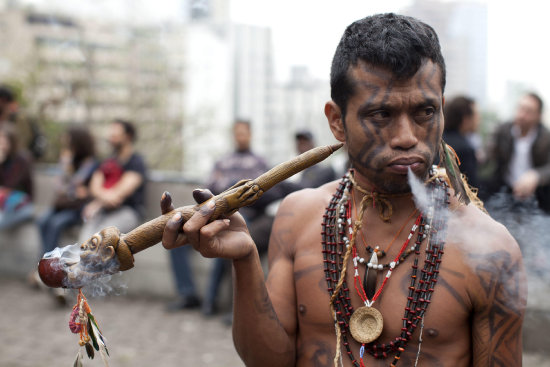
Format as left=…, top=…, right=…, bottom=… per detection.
left=325, top=101, right=345, bottom=142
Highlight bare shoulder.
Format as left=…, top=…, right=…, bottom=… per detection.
left=277, top=181, right=339, bottom=217
left=448, top=202, right=526, bottom=311
left=449, top=203, right=521, bottom=258
left=268, top=181, right=339, bottom=259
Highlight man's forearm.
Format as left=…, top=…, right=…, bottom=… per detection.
left=232, top=250, right=295, bottom=367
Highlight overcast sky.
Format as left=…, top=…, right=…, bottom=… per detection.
left=20, top=0, right=550, bottom=114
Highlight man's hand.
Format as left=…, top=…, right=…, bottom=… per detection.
left=159, top=190, right=256, bottom=260
left=513, top=169, right=539, bottom=199
left=82, top=200, right=102, bottom=221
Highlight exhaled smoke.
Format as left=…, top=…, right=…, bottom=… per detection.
left=484, top=193, right=550, bottom=282
left=408, top=170, right=533, bottom=310
left=43, top=242, right=127, bottom=297
left=407, top=168, right=431, bottom=215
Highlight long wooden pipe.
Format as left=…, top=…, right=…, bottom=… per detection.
left=38, top=143, right=344, bottom=288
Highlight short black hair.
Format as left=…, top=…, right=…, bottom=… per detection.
left=295, top=130, right=313, bottom=141
left=444, top=96, right=475, bottom=132
left=330, top=13, right=446, bottom=119
left=0, top=85, right=15, bottom=103
left=113, top=118, right=137, bottom=142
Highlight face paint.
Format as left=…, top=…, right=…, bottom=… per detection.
left=343, top=61, right=444, bottom=193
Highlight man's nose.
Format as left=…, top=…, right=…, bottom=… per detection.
left=390, top=115, right=418, bottom=150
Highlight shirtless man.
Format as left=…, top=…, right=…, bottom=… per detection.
left=161, top=13, right=526, bottom=366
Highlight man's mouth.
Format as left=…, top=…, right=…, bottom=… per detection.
left=387, top=157, right=424, bottom=175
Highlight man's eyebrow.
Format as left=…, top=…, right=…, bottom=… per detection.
left=356, top=100, right=392, bottom=116
left=413, top=98, right=438, bottom=107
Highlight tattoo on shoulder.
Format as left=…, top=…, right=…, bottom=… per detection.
left=470, top=250, right=523, bottom=315
left=470, top=250, right=525, bottom=366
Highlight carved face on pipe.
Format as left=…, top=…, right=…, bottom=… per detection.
left=79, top=228, right=119, bottom=270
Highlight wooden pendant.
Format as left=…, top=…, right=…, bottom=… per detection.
left=349, top=306, right=384, bottom=343
left=364, top=251, right=378, bottom=300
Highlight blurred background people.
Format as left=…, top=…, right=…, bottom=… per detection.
left=0, top=84, right=44, bottom=159
left=37, top=125, right=97, bottom=256
left=293, top=130, right=336, bottom=188
left=0, top=125, right=33, bottom=230
left=200, top=120, right=273, bottom=316
left=78, top=119, right=147, bottom=243
left=484, top=92, right=550, bottom=213
left=443, top=95, right=481, bottom=188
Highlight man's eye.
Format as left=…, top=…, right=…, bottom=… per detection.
left=371, top=110, right=390, bottom=120
left=416, top=107, right=435, bottom=119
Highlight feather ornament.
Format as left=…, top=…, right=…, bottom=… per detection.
left=438, top=140, right=470, bottom=205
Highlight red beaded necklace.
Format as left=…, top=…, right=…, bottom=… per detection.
left=352, top=211, right=423, bottom=307
left=322, top=170, right=450, bottom=366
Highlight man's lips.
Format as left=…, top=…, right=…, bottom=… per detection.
left=387, top=158, right=424, bottom=174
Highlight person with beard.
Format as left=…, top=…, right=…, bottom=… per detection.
left=78, top=119, right=147, bottom=243
left=159, top=14, right=525, bottom=367
left=484, top=92, right=550, bottom=212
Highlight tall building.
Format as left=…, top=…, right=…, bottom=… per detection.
left=270, top=66, right=332, bottom=165
left=230, top=23, right=274, bottom=161
left=403, top=0, right=489, bottom=107
left=0, top=5, right=186, bottom=169
left=179, top=0, right=275, bottom=180
left=180, top=20, right=234, bottom=180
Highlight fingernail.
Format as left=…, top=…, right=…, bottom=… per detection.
left=173, top=212, right=181, bottom=221
left=223, top=219, right=230, bottom=225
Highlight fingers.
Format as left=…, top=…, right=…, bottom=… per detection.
left=160, top=191, right=175, bottom=215
left=191, top=219, right=231, bottom=258
left=183, top=199, right=216, bottom=250
left=192, top=188, right=214, bottom=204
left=162, top=212, right=187, bottom=249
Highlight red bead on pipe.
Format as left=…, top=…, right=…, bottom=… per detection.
left=38, top=258, right=67, bottom=288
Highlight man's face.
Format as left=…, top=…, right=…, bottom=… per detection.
left=514, top=95, right=541, bottom=132
left=107, top=122, right=129, bottom=153
left=233, top=122, right=251, bottom=151
left=296, top=137, right=314, bottom=154
left=339, top=60, right=444, bottom=193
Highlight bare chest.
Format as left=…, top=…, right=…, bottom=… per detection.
left=293, top=238, right=473, bottom=366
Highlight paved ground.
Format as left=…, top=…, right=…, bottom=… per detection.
left=1, top=277, right=549, bottom=367
left=0, top=277, right=243, bottom=367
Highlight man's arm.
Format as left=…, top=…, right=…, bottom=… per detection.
left=89, top=170, right=142, bottom=208
left=161, top=194, right=298, bottom=367
left=104, top=171, right=143, bottom=205
left=232, top=197, right=298, bottom=366
left=469, top=226, right=527, bottom=366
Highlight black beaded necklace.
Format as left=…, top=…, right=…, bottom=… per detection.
left=322, top=170, right=450, bottom=366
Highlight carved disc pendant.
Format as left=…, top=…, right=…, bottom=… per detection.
left=349, top=306, right=384, bottom=343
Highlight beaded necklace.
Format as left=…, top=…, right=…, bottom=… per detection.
left=322, top=169, right=450, bottom=366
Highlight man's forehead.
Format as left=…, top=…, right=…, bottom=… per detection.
left=349, top=60, right=443, bottom=92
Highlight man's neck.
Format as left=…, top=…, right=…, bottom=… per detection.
left=516, top=123, right=538, bottom=138
left=116, top=144, right=134, bottom=163
left=350, top=171, right=417, bottom=224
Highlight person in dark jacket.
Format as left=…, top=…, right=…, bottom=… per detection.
left=443, top=96, right=480, bottom=188
left=485, top=92, right=550, bottom=213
